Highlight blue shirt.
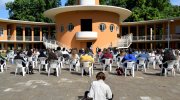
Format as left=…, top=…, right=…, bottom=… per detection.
left=122, top=54, right=137, bottom=63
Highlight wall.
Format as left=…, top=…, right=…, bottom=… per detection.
left=55, top=11, right=119, bottom=52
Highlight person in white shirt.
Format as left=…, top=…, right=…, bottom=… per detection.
left=83, top=72, right=113, bottom=100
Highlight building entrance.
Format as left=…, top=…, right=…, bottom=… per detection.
left=81, top=19, right=92, bottom=31
left=87, top=42, right=92, bottom=49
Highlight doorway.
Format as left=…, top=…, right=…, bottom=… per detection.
left=81, top=19, right=92, bottom=31
left=87, top=42, right=92, bottom=49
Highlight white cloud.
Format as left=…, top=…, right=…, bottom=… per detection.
left=0, top=0, right=14, bottom=9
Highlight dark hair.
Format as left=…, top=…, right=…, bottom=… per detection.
left=57, top=47, right=61, bottom=51
left=62, top=48, right=65, bottom=51
left=128, top=49, right=133, bottom=54
left=96, top=72, right=106, bottom=80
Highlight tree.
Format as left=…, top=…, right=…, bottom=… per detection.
left=65, top=0, right=76, bottom=6
left=6, top=0, right=61, bottom=22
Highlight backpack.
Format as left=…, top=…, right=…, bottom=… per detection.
left=116, top=67, right=124, bottom=75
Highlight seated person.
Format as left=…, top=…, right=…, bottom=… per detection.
left=121, top=49, right=137, bottom=75
left=160, top=49, right=176, bottom=74
left=121, top=49, right=137, bottom=63
left=0, top=52, right=6, bottom=69
left=101, top=48, right=113, bottom=64
left=80, top=49, right=94, bottom=75
left=62, top=48, right=70, bottom=60
left=14, top=52, right=26, bottom=67
left=27, top=49, right=34, bottom=74
left=55, top=47, right=63, bottom=58
left=83, top=72, right=113, bottom=100
left=69, top=49, right=80, bottom=69
left=38, top=50, right=48, bottom=71
left=48, top=50, right=58, bottom=75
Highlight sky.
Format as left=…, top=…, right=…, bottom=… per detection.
left=0, top=0, right=179, bottom=19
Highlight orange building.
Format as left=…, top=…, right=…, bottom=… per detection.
left=0, top=0, right=180, bottom=52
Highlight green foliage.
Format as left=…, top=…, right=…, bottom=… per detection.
left=65, top=0, right=76, bottom=6
left=100, top=0, right=179, bottom=22
left=6, top=0, right=61, bottom=22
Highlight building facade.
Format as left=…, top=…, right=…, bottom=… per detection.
left=0, top=0, right=180, bottom=52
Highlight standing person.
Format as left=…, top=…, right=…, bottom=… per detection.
left=83, top=72, right=113, bottom=100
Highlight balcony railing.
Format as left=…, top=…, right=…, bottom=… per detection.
left=5, top=36, right=42, bottom=42
left=133, top=35, right=180, bottom=42
left=25, top=36, right=32, bottom=41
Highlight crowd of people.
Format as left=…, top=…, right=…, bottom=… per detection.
left=0, top=47, right=180, bottom=100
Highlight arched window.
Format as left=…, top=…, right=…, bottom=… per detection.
left=68, top=23, right=74, bottom=32
left=60, top=25, right=64, bottom=32
left=110, top=24, right=115, bottom=32
left=99, top=23, right=106, bottom=32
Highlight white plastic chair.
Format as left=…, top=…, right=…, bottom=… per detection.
left=58, top=56, right=64, bottom=68
left=0, top=59, right=7, bottom=72
left=147, top=56, right=156, bottom=69
left=102, top=58, right=112, bottom=72
left=48, top=60, right=60, bottom=77
left=27, top=56, right=35, bottom=68
left=117, top=56, right=124, bottom=68
left=124, top=61, right=135, bottom=77
left=38, top=57, right=48, bottom=73
left=81, top=62, right=93, bottom=77
left=69, top=59, right=80, bottom=72
left=33, top=55, right=39, bottom=68
left=174, top=60, right=180, bottom=72
left=14, top=59, right=26, bottom=76
left=155, top=55, right=163, bottom=65
left=161, top=60, right=176, bottom=77
left=136, top=57, right=146, bottom=72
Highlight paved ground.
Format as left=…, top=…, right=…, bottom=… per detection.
left=0, top=62, right=180, bottom=100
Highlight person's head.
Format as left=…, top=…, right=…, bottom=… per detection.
left=62, top=48, right=65, bottom=51
left=98, top=49, right=101, bottom=53
left=85, top=48, right=90, bottom=54
left=128, top=49, right=133, bottom=54
left=71, top=49, right=77, bottom=55
left=107, top=48, right=111, bottom=53
left=57, top=47, right=61, bottom=51
left=120, top=50, right=126, bottom=56
left=96, top=72, right=106, bottom=81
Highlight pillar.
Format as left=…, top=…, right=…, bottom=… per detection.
left=40, top=26, right=42, bottom=41
left=48, top=26, right=50, bottom=39
left=145, top=25, right=147, bottom=40
left=13, top=24, right=16, bottom=41
left=31, top=26, right=34, bottom=41
left=5, top=43, right=7, bottom=50
left=136, top=25, right=139, bottom=40
left=23, top=25, right=25, bottom=41
left=128, top=26, right=130, bottom=34
left=154, top=24, right=156, bottom=40
left=150, top=28, right=153, bottom=49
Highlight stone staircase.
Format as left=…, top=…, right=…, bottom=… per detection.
left=43, top=37, right=70, bottom=50
left=116, top=33, right=133, bottom=49
left=43, top=33, right=133, bottom=50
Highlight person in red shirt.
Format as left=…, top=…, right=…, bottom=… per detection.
left=101, top=48, right=113, bottom=64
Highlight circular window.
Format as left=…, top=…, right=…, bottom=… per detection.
left=110, top=24, right=115, bottom=32
left=60, top=25, right=64, bottom=32
left=68, top=23, right=74, bottom=32
left=99, top=23, right=106, bottom=32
